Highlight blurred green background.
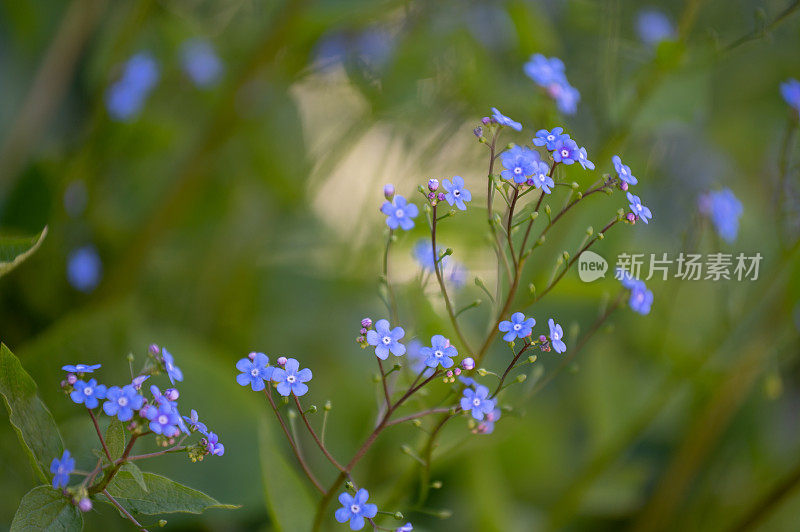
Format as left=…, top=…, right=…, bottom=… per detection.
left=2, top=0, right=800, bottom=530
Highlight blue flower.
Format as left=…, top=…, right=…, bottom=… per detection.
left=524, top=54, right=566, bottom=87
left=476, top=407, right=502, bottom=435
left=491, top=107, right=522, bottom=131
left=67, top=245, right=102, bottom=292
left=458, top=375, right=478, bottom=388
left=365, top=319, right=406, bottom=359
left=532, top=127, right=569, bottom=151
left=103, top=385, right=145, bottom=422
left=576, top=147, right=595, bottom=170
left=500, top=146, right=539, bottom=184
left=612, top=155, right=638, bottom=185
left=636, top=9, right=675, bottom=46
left=548, top=318, right=566, bottom=354
left=552, top=82, right=580, bottom=115
left=335, top=488, right=378, bottom=530
left=528, top=160, right=554, bottom=194
left=629, top=282, right=653, bottom=315
left=70, top=379, right=107, bottom=409
left=698, top=188, right=743, bottom=243
left=615, top=268, right=641, bottom=290
left=143, top=402, right=181, bottom=436
left=627, top=192, right=653, bottom=224
left=50, top=450, right=74, bottom=489
left=446, top=261, right=468, bottom=289
left=161, top=348, right=183, bottom=384
left=498, top=312, right=535, bottom=342
left=105, top=52, right=159, bottom=121
left=205, top=432, right=225, bottom=456
left=782, top=78, right=800, bottom=112
left=552, top=138, right=580, bottom=164
left=236, top=352, right=274, bottom=391
left=62, top=363, right=101, bottom=373
left=181, top=39, right=223, bottom=87
left=183, top=409, right=208, bottom=435
left=442, top=176, right=472, bottom=210
left=272, top=358, right=313, bottom=397
left=420, top=335, right=457, bottom=369
left=381, top=195, right=418, bottom=231
left=396, top=523, right=413, bottom=532
left=412, top=239, right=446, bottom=271
left=460, top=385, right=495, bottom=420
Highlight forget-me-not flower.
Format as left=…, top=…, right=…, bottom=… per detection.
left=627, top=192, right=653, bottom=224
left=533, top=127, right=569, bottom=151
left=629, top=283, right=654, bottom=315
left=548, top=318, right=566, bottom=353
left=442, top=176, right=472, bottom=210
left=335, top=488, right=378, bottom=530
left=67, top=245, right=102, bottom=292
left=636, top=9, right=675, bottom=46
left=420, top=335, right=457, bottom=369
left=161, top=348, right=183, bottom=384
left=70, top=378, right=107, bottom=409
left=50, top=450, right=74, bottom=489
left=698, top=188, right=743, bottom=243
left=183, top=409, right=208, bottom=435
left=143, top=402, right=181, bottom=437
left=528, top=160, right=555, bottom=194
left=272, top=358, right=313, bottom=397
left=236, top=352, right=274, bottom=391
left=524, top=54, right=566, bottom=87
left=499, top=312, right=535, bottom=342
left=460, top=384, right=495, bottom=420
left=366, top=319, right=406, bottom=359
left=500, top=146, right=539, bottom=184
left=381, top=195, right=418, bottom=231
left=552, top=138, right=580, bottom=164
left=204, top=432, right=225, bottom=456
left=491, top=107, right=522, bottom=131
left=576, top=147, right=595, bottom=170
left=181, top=39, right=223, bottom=87
left=103, top=384, right=145, bottom=422
left=476, top=407, right=502, bottom=435
left=612, top=155, right=638, bottom=185
left=62, top=363, right=101, bottom=374
left=396, top=523, right=413, bottom=532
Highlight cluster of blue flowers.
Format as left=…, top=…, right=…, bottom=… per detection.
left=523, top=54, right=580, bottom=114
left=616, top=268, right=654, bottom=315
left=499, top=312, right=567, bottom=354
left=236, top=353, right=313, bottom=397
left=698, top=188, right=743, bottom=243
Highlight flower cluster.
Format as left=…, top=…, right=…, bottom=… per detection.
left=524, top=54, right=580, bottom=114
left=236, top=353, right=313, bottom=397
left=617, top=268, right=654, bottom=315
left=499, top=312, right=567, bottom=354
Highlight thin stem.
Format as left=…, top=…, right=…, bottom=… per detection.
left=506, top=185, right=520, bottom=271
left=386, top=407, right=453, bottom=427
left=89, top=408, right=113, bottom=463
left=293, top=395, right=345, bottom=472
left=103, top=489, right=148, bottom=532
left=377, top=358, right=392, bottom=410
left=491, top=342, right=532, bottom=398
left=124, top=446, right=186, bottom=463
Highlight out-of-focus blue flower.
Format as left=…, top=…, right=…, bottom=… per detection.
left=491, top=107, right=522, bottom=131
left=131, top=375, right=150, bottom=390
left=183, top=409, right=208, bottom=435
left=576, top=147, right=595, bottom=170
left=499, top=312, right=535, bottom=342
left=459, top=375, right=478, bottom=388
left=476, top=407, right=501, bottom=434
left=103, top=384, right=145, bottom=422
left=105, top=52, right=159, bottom=121
left=629, top=282, right=654, bottom=315
left=205, top=432, right=224, bottom=456
left=533, top=127, right=569, bottom=151
left=636, top=9, right=675, bottom=46
left=143, top=402, right=181, bottom=436
left=460, top=384, right=495, bottom=420
left=272, top=358, right=313, bottom=397
left=381, top=195, right=418, bottom=231
left=313, top=28, right=395, bottom=74
left=446, top=261, right=468, bottom=289
left=442, top=176, right=472, bottom=210
left=548, top=318, right=566, bottom=353
left=552, top=138, right=580, bottom=165
left=396, top=523, right=414, bottom=532
left=236, top=352, right=273, bottom=391
left=412, top=239, right=446, bottom=271
left=50, top=450, right=74, bottom=489
left=524, top=54, right=580, bottom=115
left=181, top=39, right=223, bottom=87
left=627, top=192, right=653, bottom=224
left=161, top=348, right=183, bottom=384
left=70, top=378, right=107, bottom=409
left=612, top=155, right=638, bottom=185
left=528, top=160, right=555, bottom=194
left=335, top=489, right=378, bottom=530
left=420, top=335, right=457, bottom=369
left=62, top=363, right=101, bottom=373
left=365, top=319, right=406, bottom=359
left=500, top=146, right=539, bottom=183
left=782, top=79, right=800, bottom=112
left=550, top=81, right=581, bottom=115
left=698, top=188, right=743, bottom=243
left=67, top=245, right=102, bottom=292
left=615, top=267, right=641, bottom=289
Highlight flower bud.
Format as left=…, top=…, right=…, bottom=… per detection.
left=248, top=352, right=257, bottom=361
left=159, top=520, right=167, bottom=527
left=394, top=511, right=404, bottom=520
left=477, top=368, right=488, bottom=376
left=446, top=370, right=453, bottom=378
left=431, top=480, right=443, bottom=489
left=427, top=192, right=435, bottom=201
left=78, top=498, right=92, bottom=512
left=324, top=400, right=332, bottom=411
left=149, top=344, right=160, bottom=355
left=277, top=356, right=288, bottom=366
left=539, top=335, right=546, bottom=342
left=626, top=212, right=636, bottom=223
left=619, top=181, right=629, bottom=192
left=437, top=192, right=445, bottom=202
left=356, top=335, right=366, bottom=344
left=454, top=368, right=461, bottom=376
left=428, top=178, right=439, bottom=192
left=67, top=374, right=78, bottom=385
left=461, top=357, right=475, bottom=370
left=165, top=388, right=179, bottom=401
left=361, top=318, right=372, bottom=328
left=481, top=117, right=491, bottom=125
left=383, top=184, right=395, bottom=200
left=473, top=127, right=483, bottom=138
left=516, top=374, right=527, bottom=383
left=360, top=327, right=367, bottom=334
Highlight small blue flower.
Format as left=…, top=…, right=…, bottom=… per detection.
left=615, top=268, right=640, bottom=290
left=629, top=283, right=654, bottom=315
left=143, top=402, right=181, bottom=436
left=576, top=147, right=595, bottom=170
left=161, top=348, right=183, bottom=384
left=131, top=374, right=150, bottom=390
left=412, top=239, right=446, bottom=271
left=498, top=312, right=535, bottom=342
left=335, top=488, right=378, bottom=530
left=612, top=155, right=638, bottom=185
left=636, top=9, right=675, bottom=46
left=548, top=318, right=566, bottom=354
left=181, top=39, right=223, bottom=87
left=491, top=107, right=522, bottom=131
left=103, top=384, right=145, bottom=422
left=236, top=352, right=274, bottom=391
left=627, top=192, right=653, bottom=224
left=552, top=82, right=580, bottom=115
left=442, top=176, right=472, bottom=210
left=698, top=188, right=743, bottom=243
left=782, top=78, right=800, bottom=112
left=532, top=127, right=569, bottom=151
left=460, top=385, right=495, bottom=420
left=183, top=409, right=208, bottom=435
left=458, top=375, right=478, bottom=388
left=396, top=523, right=413, bottom=532
left=420, top=335, right=457, bottom=369
left=105, top=52, right=159, bottom=121
left=524, top=54, right=566, bottom=87
left=272, top=358, right=313, bottom=397
left=476, top=407, right=502, bottom=435
left=62, top=363, right=101, bottom=373
left=406, top=339, right=435, bottom=377
left=446, top=261, right=468, bottom=289
left=67, top=245, right=102, bottom=292
left=500, top=146, right=539, bottom=184
left=50, top=450, right=74, bottom=489
left=381, top=195, right=418, bottom=231
left=552, top=138, right=580, bottom=165
left=204, top=432, right=225, bottom=456
left=70, top=379, right=107, bottom=409
left=527, top=160, right=554, bottom=194
left=365, top=319, right=406, bottom=359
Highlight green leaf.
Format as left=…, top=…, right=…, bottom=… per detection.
left=105, top=419, right=126, bottom=461
left=10, top=485, right=83, bottom=531
left=258, top=419, right=316, bottom=532
left=103, top=471, right=238, bottom=515
left=120, top=462, right=148, bottom=493
left=0, top=226, right=47, bottom=278
left=0, top=343, right=63, bottom=483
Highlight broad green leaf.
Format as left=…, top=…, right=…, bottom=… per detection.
left=0, top=343, right=63, bottom=483
left=120, top=462, right=148, bottom=492
left=10, top=485, right=83, bottom=531
left=0, top=226, right=47, bottom=278
left=258, top=419, right=316, bottom=532
left=105, top=419, right=126, bottom=461
left=103, top=471, right=238, bottom=515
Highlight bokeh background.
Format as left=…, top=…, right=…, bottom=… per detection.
left=2, top=0, right=800, bottom=530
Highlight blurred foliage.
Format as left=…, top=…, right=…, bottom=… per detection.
left=1, top=0, right=800, bottom=531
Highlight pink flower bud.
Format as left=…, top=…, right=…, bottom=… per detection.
left=67, top=374, right=78, bottom=385
left=361, top=318, right=372, bottom=328
left=383, top=184, right=395, bottom=200
left=165, top=388, right=179, bottom=401
left=428, top=179, right=439, bottom=192
left=78, top=498, right=93, bottom=512
left=277, top=356, right=288, bottom=366
left=461, top=357, right=475, bottom=371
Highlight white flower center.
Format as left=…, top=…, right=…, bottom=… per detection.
left=83, top=387, right=93, bottom=396
left=547, top=134, right=554, bottom=141
left=453, top=190, right=461, bottom=197
left=472, top=398, right=481, bottom=407
left=561, top=149, right=569, bottom=157
left=553, top=332, right=560, bottom=340
left=395, top=209, right=405, bottom=218
left=158, top=415, right=168, bottom=425
left=351, top=504, right=361, bottom=514
left=382, top=336, right=392, bottom=345
left=286, top=375, right=297, bottom=384
left=513, top=323, right=521, bottom=331
left=434, top=350, right=443, bottom=358
left=514, top=167, right=522, bottom=174
left=250, top=368, right=259, bottom=377
left=118, top=397, right=128, bottom=407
